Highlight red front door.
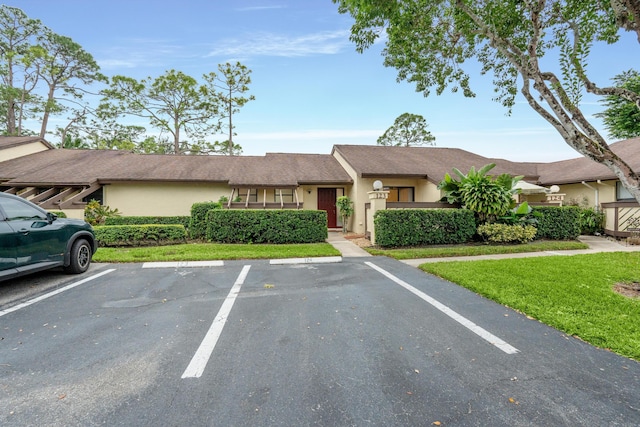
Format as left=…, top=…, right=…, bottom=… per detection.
left=317, top=188, right=337, bottom=228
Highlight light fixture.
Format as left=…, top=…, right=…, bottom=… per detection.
left=373, top=180, right=383, bottom=191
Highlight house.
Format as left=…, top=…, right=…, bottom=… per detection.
left=1, top=136, right=639, bottom=237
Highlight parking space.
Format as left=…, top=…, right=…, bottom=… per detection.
left=1, top=259, right=639, bottom=426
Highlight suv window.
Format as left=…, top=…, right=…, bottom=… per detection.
left=1, top=197, right=47, bottom=221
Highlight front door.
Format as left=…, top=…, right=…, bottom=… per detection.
left=317, top=188, right=337, bottom=228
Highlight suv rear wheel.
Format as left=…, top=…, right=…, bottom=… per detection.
left=64, top=238, right=92, bottom=274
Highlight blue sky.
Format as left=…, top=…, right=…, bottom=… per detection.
left=12, top=1, right=639, bottom=162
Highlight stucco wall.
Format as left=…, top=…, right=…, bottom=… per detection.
left=557, top=180, right=617, bottom=208
left=0, top=141, right=50, bottom=162
left=104, top=182, right=230, bottom=216
left=103, top=183, right=316, bottom=216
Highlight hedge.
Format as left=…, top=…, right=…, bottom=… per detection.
left=206, top=209, right=327, bottom=244
left=94, top=224, right=187, bottom=247
left=477, top=223, right=537, bottom=244
left=374, top=209, right=476, bottom=248
left=533, top=206, right=581, bottom=240
left=190, top=202, right=222, bottom=239
left=105, top=216, right=190, bottom=228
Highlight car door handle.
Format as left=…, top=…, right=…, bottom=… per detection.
left=18, top=228, right=29, bottom=234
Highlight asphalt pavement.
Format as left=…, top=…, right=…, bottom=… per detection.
left=2, top=258, right=640, bottom=426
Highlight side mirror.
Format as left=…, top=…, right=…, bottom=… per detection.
left=47, top=212, right=58, bottom=223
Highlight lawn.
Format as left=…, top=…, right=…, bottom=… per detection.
left=93, top=242, right=340, bottom=262
left=420, top=252, right=640, bottom=360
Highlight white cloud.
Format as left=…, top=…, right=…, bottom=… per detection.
left=206, top=30, right=351, bottom=58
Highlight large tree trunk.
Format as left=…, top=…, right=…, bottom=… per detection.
left=39, top=85, right=55, bottom=138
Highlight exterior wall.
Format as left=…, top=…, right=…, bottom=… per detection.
left=53, top=208, right=85, bottom=220
left=556, top=180, right=617, bottom=208
left=331, top=150, right=441, bottom=234
left=104, top=182, right=230, bottom=216
left=104, top=183, right=316, bottom=217
left=0, top=141, right=51, bottom=162
left=331, top=151, right=362, bottom=232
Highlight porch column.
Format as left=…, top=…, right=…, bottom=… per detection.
left=367, top=185, right=389, bottom=246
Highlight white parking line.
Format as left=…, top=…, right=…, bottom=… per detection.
left=365, top=262, right=519, bottom=355
left=182, top=265, right=251, bottom=379
left=0, top=269, right=117, bottom=318
left=270, top=256, right=342, bottom=265
left=142, top=261, right=224, bottom=268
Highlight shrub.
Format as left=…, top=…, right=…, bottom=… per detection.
left=51, top=211, right=67, bottom=218
left=105, top=216, right=190, bottom=229
left=477, top=223, right=537, bottom=244
left=533, top=206, right=581, bottom=240
left=94, top=224, right=187, bottom=247
left=84, top=199, right=121, bottom=226
left=206, top=209, right=327, bottom=244
left=189, top=202, right=222, bottom=239
left=336, top=196, right=354, bottom=233
left=438, top=163, right=521, bottom=223
left=579, top=208, right=605, bottom=235
left=374, top=209, right=476, bottom=248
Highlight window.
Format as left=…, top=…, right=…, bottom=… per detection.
left=234, top=188, right=257, bottom=202
left=1, top=197, right=46, bottom=221
left=274, top=189, right=294, bottom=203
left=83, top=188, right=104, bottom=204
left=386, top=187, right=415, bottom=202
left=617, top=182, right=634, bottom=201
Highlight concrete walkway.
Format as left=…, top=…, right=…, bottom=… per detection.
left=326, top=232, right=640, bottom=264
left=326, top=231, right=372, bottom=257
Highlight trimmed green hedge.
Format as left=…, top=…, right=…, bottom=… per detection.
left=206, top=209, right=327, bottom=244
left=533, top=206, right=581, bottom=240
left=190, top=202, right=222, bottom=239
left=105, top=216, right=190, bottom=228
left=374, top=209, right=476, bottom=248
left=94, top=224, right=187, bottom=247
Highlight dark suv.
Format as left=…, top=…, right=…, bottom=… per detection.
left=0, top=192, right=97, bottom=282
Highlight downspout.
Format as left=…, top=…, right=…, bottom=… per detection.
left=581, top=181, right=598, bottom=209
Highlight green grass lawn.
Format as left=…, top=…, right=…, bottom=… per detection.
left=420, top=252, right=640, bottom=360
left=93, top=242, right=340, bottom=263
left=365, top=240, right=588, bottom=259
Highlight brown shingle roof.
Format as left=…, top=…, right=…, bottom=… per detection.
left=332, top=145, right=540, bottom=183
left=0, top=148, right=352, bottom=187
left=537, top=138, right=640, bottom=185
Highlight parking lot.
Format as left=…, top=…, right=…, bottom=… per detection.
left=2, top=258, right=639, bottom=426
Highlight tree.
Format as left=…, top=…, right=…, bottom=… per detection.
left=596, top=70, right=640, bottom=139
left=334, top=0, right=640, bottom=204
left=100, top=70, right=222, bottom=155
left=0, top=6, right=103, bottom=139
left=206, top=62, right=255, bottom=155
left=0, top=5, right=42, bottom=135
left=34, top=29, right=103, bottom=138
left=377, top=112, right=435, bottom=146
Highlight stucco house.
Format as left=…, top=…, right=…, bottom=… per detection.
left=1, top=136, right=638, bottom=237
